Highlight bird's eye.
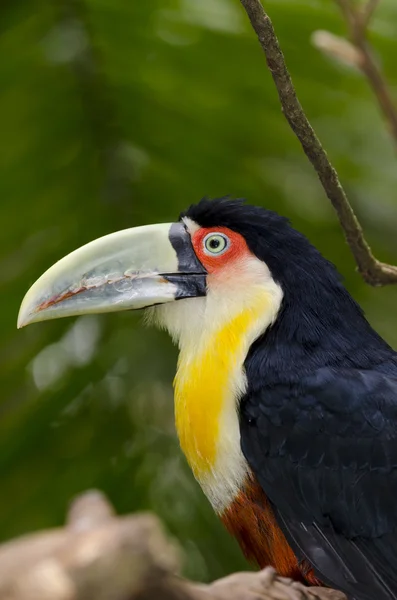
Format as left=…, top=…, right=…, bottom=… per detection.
left=203, top=233, right=229, bottom=256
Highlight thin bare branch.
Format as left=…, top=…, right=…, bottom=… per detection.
left=360, top=0, right=381, bottom=30
left=239, top=0, right=397, bottom=286
left=334, top=0, right=355, bottom=29
left=334, top=0, right=397, bottom=148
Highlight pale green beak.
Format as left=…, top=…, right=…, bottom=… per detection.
left=17, top=222, right=207, bottom=328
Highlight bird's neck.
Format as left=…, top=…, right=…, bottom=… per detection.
left=245, top=280, right=394, bottom=390
left=173, top=285, right=282, bottom=512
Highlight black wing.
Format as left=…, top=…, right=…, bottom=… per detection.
left=240, top=367, right=397, bottom=600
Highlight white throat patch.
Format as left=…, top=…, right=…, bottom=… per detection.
left=147, top=244, right=283, bottom=513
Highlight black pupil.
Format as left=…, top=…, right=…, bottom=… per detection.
left=209, top=238, right=221, bottom=249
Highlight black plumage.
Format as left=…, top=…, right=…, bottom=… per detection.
left=183, top=197, right=397, bottom=600
left=240, top=369, right=397, bottom=600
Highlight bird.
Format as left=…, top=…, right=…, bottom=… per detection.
left=17, top=197, right=397, bottom=600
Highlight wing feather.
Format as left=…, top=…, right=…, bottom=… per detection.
left=240, top=367, right=397, bottom=600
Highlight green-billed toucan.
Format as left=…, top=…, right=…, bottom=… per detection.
left=18, top=198, right=397, bottom=600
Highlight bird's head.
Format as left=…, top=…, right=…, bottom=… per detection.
left=18, top=199, right=281, bottom=329
left=17, top=197, right=361, bottom=362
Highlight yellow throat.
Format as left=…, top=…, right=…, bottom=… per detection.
left=174, top=293, right=271, bottom=481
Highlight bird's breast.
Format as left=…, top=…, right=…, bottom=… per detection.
left=173, top=300, right=269, bottom=513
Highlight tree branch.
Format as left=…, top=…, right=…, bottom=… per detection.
left=0, top=490, right=346, bottom=600
left=239, top=0, right=397, bottom=286
left=334, top=0, right=397, bottom=148
left=360, top=0, right=381, bottom=31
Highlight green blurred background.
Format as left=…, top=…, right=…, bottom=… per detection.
left=1, top=0, right=397, bottom=582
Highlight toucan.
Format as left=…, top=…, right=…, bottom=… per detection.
left=18, top=198, right=397, bottom=600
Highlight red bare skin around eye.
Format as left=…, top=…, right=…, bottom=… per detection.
left=191, top=226, right=251, bottom=273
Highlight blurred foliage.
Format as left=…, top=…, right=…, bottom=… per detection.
left=1, top=0, right=397, bottom=583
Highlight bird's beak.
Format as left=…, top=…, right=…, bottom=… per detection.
left=17, top=223, right=207, bottom=328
